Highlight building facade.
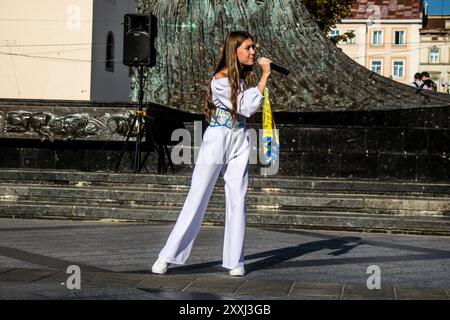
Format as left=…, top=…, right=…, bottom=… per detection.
left=419, top=15, right=450, bottom=93
left=336, top=0, right=423, bottom=86
left=0, top=0, right=136, bottom=102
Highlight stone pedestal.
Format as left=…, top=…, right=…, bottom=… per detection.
left=1, top=100, right=449, bottom=181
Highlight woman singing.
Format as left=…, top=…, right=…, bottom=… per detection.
left=152, top=30, right=272, bottom=276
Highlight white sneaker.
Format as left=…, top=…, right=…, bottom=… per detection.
left=152, top=257, right=169, bottom=275
left=229, top=266, right=245, bottom=277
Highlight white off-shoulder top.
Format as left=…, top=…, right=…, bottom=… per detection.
left=211, top=77, right=264, bottom=118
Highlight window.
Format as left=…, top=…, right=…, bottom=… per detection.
left=371, top=61, right=382, bottom=75
left=429, top=47, right=440, bottom=63
left=329, top=29, right=340, bottom=43
left=106, top=31, right=115, bottom=72
left=372, top=31, right=383, bottom=45
left=431, top=74, right=440, bottom=84
left=330, top=29, right=340, bottom=37
left=394, top=31, right=405, bottom=45
left=345, top=30, right=356, bottom=44
left=393, top=61, right=404, bottom=78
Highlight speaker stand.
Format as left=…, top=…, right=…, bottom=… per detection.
left=115, top=66, right=162, bottom=174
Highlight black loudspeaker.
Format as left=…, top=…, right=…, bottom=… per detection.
left=123, top=14, right=156, bottom=67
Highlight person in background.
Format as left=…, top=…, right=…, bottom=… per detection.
left=411, top=72, right=427, bottom=89
left=421, top=72, right=437, bottom=91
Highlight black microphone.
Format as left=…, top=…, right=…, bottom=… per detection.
left=258, top=58, right=290, bottom=75
left=270, top=63, right=290, bottom=75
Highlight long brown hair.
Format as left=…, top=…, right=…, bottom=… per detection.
left=204, top=31, right=256, bottom=122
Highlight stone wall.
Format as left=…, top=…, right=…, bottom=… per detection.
left=255, top=107, right=450, bottom=181
left=1, top=103, right=448, bottom=182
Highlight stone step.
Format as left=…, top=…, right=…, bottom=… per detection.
left=0, top=198, right=439, bottom=217
left=0, top=195, right=446, bottom=217
left=0, top=201, right=449, bottom=236
left=0, top=199, right=402, bottom=217
left=1, top=168, right=449, bottom=235
left=0, top=184, right=448, bottom=215
left=1, top=169, right=450, bottom=196
left=1, top=178, right=449, bottom=198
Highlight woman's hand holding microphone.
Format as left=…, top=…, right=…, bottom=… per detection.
left=257, top=57, right=272, bottom=94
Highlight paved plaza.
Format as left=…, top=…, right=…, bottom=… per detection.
left=0, top=218, right=449, bottom=300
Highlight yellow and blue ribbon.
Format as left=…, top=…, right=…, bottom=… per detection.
left=262, top=87, right=279, bottom=163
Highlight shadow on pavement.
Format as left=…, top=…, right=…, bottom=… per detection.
left=161, top=236, right=363, bottom=275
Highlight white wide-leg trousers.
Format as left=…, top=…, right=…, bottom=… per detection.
left=158, top=126, right=250, bottom=269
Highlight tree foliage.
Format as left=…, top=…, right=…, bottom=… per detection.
left=303, top=0, right=357, bottom=43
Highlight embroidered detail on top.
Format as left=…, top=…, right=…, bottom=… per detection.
left=210, top=107, right=244, bottom=130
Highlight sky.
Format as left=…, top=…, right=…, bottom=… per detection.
left=425, top=0, right=450, bottom=15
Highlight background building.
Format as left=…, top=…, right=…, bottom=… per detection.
left=419, top=15, right=450, bottom=93
left=0, top=0, right=136, bottom=102
left=336, top=0, right=424, bottom=85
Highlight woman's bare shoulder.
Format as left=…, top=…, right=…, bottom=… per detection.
left=214, top=69, right=228, bottom=79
